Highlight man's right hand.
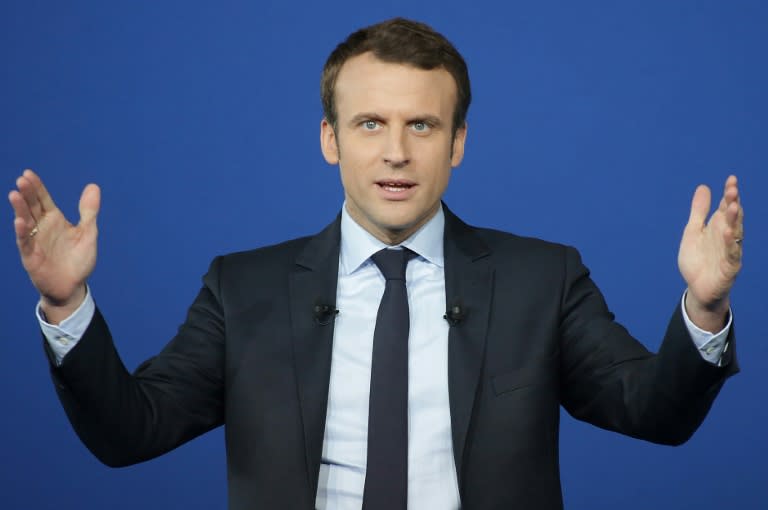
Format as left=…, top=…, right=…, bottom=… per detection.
left=8, top=169, right=100, bottom=324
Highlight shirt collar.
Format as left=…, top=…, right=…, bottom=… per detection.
left=339, top=203, right=445, bottom=275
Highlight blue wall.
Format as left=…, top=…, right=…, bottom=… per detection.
left=1, top=1, right=766, bottom=508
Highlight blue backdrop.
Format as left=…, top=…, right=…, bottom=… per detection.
left=1, top=1, right=766, bottom=508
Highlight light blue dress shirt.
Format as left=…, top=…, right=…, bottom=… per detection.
left=315, top=206, right=460, bottom=509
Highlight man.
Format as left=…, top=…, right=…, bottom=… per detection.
left=8, top=18, right=743, bottom=510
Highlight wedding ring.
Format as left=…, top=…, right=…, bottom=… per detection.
left=29, top=225, right=39, bottom=238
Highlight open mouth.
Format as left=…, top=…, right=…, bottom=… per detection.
left=376, top=180, right=416, bottom=192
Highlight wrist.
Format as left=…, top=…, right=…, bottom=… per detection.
left=40, top=284, right=87, bottom=325
left=684, top=290, right=729, bottom=333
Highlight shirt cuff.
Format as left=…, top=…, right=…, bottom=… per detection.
left=680, top=291, right=732, bottom=366
left=37, top=286, right=95, bottom=366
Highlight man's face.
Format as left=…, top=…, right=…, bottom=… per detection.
left=321, top=52, right=466, bottom=245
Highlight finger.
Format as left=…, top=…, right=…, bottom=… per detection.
left=724, top=226, right=743, bottom=263
left=725, top=201, right=740, bottom=227
left=23, top=169, right=58, bottom=213
left=728, top=202, right=744, bottom=242
left=723, top=174, right=743, bottom=231
left=687, top=184, right=711, bottom=229
left=723, top=194, right=744, bottom=255
left=77, top=183, right=101, bottom=227
left=8, top=190, right=36, bottom=235
left=9, top=193, right=37, bottom=257
left=12, top=217, right=36, bottom=256
left=15, top=174, right=43, bottom=223
left=723, top=175, right=739, bottom=205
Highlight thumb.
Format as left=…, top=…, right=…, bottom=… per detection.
left=78, top=183, right=101, bottom=227
left=687, top=184, right=711, bottom=229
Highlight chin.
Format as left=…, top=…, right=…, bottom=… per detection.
left=377, top=216, right=425, bottom=236
left=375, top=211, right=419, bottom=230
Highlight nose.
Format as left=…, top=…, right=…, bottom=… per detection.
left=382, top=128, right=410, bottom=169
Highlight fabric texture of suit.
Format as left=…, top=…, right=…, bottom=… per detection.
left=45, top=206, right=738, bottom=510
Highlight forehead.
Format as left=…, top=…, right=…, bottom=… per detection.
left=333, top=52, right=457, bottom=119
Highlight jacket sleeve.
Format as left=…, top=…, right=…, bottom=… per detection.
left=45, top=256, right=227, bottom=467
left=558, top=246, right=739, bottom=445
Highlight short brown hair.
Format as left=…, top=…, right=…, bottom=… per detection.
left=321, top=18, right=471, bottom=135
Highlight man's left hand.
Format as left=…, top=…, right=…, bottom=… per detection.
left=678, top=175, right=744, bottom=332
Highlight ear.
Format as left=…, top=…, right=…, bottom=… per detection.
left=450, top=122, right=467, bottom=167
left=320, top=118, right=339, bottom=164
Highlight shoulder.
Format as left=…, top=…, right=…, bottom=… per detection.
left=206, top=213, right=341, bottom=282
left=443, top=205, right=579, bottom=269
left=222, top=235, right=314, bottom=267
left=453, top=221, right=593, bottom=297
left=465, top=222, right=580, bottom=268
left=206, top=235, right=314, bottom=284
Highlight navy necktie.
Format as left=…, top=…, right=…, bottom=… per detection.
left=362, top=248, right=415, bottom=510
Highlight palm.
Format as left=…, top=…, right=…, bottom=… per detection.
left=677, top=177, right=743, bottom=309
left=9, top=170, right=100, bottom=306
left=22, top=208, right=97, bottom=303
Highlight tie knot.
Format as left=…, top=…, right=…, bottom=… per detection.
left=371, top=248, right=414, bottom=281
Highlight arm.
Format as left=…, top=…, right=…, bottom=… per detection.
left=9, top=170, right=225, bottom=466
left=560, top=175, right=743, bottom=443
left=558, top=246, right=738, bottom=445
left=49, top=259, right=226, bottom=467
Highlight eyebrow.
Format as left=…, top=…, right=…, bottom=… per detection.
left=347, top=112, right=445, bottom=128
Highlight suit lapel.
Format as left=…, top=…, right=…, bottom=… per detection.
left=288, top=215, right=341, bottom=498
left=443, top=206, right=493, bottom=485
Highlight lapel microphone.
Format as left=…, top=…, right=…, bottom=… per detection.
left=313, top=302, right=339, bottom=325
left=444, top=301, right=465, bottom=326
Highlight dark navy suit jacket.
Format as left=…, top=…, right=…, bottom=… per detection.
left=46, top=206, right=738, bottom=509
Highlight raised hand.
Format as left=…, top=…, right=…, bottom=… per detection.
left=8, top=169, right=101, bottom=324
left=678, top=175, right=743, bottom=332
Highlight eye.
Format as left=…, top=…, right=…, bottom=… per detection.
left=362, top=120, right=380, bottom=131
left=411, top=121, right=431, bottom=133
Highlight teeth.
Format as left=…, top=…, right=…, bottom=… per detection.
left=382, top=185, right=409, bottom=192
